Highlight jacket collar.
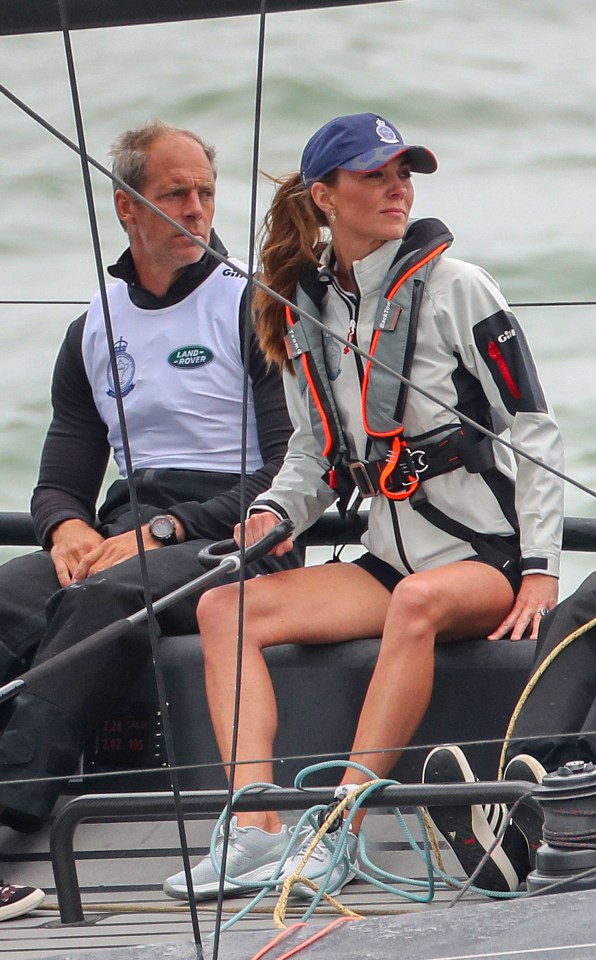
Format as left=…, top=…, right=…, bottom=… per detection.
left=318, top=237, right=403, bottom=297
left=107, top=229, right=229, bottom=309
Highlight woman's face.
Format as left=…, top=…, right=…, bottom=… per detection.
left=313, top=157, right=415, bottom=263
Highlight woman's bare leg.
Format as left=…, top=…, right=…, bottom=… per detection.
left=339, top=561, right=515, bottom=832
left=199, top=559, right=514, bottom=834
left=198, top=563, right=391, bottom=831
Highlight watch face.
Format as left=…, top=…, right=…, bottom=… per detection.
left=151, top=516, right=175, bottom=539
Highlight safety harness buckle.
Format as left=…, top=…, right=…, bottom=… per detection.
left=348, top=461, right=380, bottom=498
left=395, top=444, right=420, bottom=487
left=380, top=437, right=421, bottom=500
left=345, top=427, right=493, bottom=503
left=347, top=444, right=422, bottom=501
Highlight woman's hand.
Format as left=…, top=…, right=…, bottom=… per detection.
left=488, top=572, right=559, bottom=641
left=234, top=511, right=294, bottom=557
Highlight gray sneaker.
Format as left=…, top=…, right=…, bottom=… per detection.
left=276, top=826, right=358, bottom=900
left=163, top=817, right=290, bottom=901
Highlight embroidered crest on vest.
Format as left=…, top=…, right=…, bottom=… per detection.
left=107, top=337, right=135, bottom=398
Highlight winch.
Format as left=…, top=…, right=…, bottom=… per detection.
left=527, top=760, right=596, bottom=893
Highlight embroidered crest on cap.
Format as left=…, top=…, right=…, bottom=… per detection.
left=376, top=118, right=401, bottom=145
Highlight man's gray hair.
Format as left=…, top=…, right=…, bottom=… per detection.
left=109, top=121, right=217, bottom=229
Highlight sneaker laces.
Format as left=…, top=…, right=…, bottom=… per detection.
left=205, top=817, right=249, bottom=879
left=295, top=826, right=336, bottom=862
left=218, top=816, right=239, bottom=847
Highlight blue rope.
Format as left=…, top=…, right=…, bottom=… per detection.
left=208, top=759, right=523, bottom=936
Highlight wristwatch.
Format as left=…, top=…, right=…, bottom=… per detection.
left=148, top=514, right=178, bottom=547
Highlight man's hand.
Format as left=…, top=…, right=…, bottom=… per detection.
left=488, top=572, right=559, bottom=641
left=71, top=526, right=163, bottom=582
left=50, top=519, right=106, bottom=587
left=234, top=511, right=294, bottom=558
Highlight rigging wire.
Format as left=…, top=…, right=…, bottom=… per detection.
left=1, top=77, right=594, bottom=502
left=210, top=4, right=269, bottom=957
left=509, top=300, right=596, bottom=308
left=0, top=300, right=90, bottom=305
left=5, top=298, right=596, bottom=307
left=8, top=718, right=596, bottom=793
left=56, top=2, right=203, bottom=949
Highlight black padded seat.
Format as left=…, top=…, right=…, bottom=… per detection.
left=82, top=634, right=536, bottom=791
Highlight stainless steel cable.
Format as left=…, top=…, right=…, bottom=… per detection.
left=57, top=1, right=203, bottom=948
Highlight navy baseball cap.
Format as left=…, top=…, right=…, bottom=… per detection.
left=300, top=113, right=437, bottom=186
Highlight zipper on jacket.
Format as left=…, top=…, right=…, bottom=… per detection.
left=388, top=500, right=415, bottom=574
left=330, top=279, right=359, bottom=356
left=330, top=280, right=377, bottom=465
left=487, top=341, right=521, bottom=399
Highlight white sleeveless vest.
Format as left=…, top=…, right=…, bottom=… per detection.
left=82, top=261, right=263, bottom=476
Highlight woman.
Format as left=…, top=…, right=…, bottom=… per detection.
left=163, top=112, right=564, bottom=902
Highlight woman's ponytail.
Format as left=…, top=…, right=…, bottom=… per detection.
left=255, top=171, right=330, bottom=370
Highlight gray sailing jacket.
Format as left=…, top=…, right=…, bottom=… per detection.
left=251, top=223, right=564, bottom=579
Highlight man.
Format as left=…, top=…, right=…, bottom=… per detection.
left=0, top=120, right=300, bottom=833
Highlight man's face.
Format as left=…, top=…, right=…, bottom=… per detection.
left=115, top=132, right=216, bottom=292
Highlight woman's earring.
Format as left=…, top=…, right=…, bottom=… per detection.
left=329, top=209, right=337, bottom=223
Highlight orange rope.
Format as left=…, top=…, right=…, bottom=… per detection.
left=250, top=922, right=307, bottom=960
left=258, top=917, right=358, bottom=960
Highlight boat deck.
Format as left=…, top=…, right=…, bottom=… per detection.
left=0, top=804, right=484, bottom=958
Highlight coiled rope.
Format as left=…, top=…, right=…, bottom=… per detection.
left=198, top=758, right=525, bottom=944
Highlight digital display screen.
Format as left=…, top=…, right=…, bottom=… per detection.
left=87, top=702, right=166, bottom=769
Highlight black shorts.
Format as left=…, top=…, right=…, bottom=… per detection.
left=352, top=547, right=522, bottom=596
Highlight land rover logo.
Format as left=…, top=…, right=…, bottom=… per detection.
left=168, top=345, right=214, bottom=368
